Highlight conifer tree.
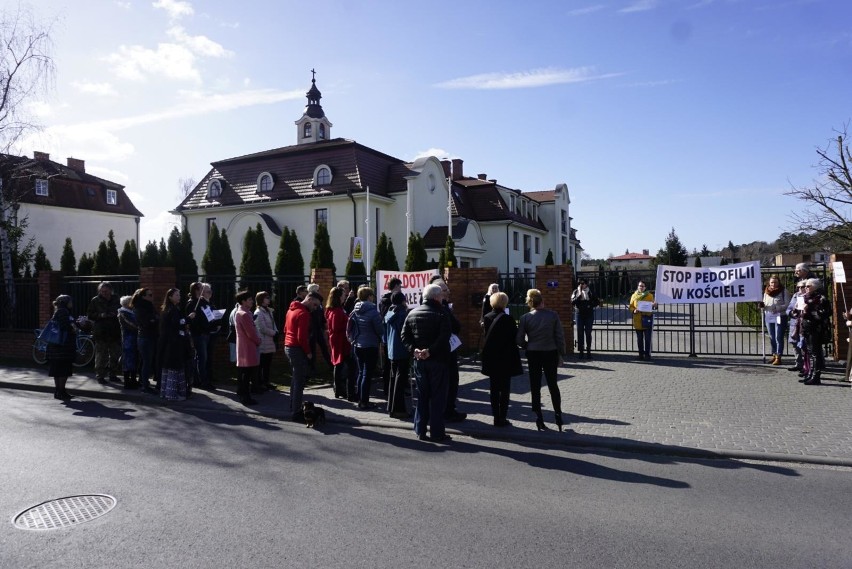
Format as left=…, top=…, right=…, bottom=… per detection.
left=289, top=230, right=305, bottom=276
left=443, top=234, right=457, bottom=268
left=694, top=256, right=702, bottom=267
left=219, top=230, right=236, bottom=276
left=310, top=222, right=336, bottom=272
left=60, top=238, right=76, bottom=276
left=105, top=230, right=121, bottom=273
left=274, top=227, right=291, bottom=276
left=120, top=240, right=140, bottom=274
left=140, top=240, right=160, bottom=267
left=158, top=238, right=169, bottom=266
left=180, top=227, right=198, bottom=276
left=404, top=232, right=428, bottom=271
left=372, top=232, right=389, bottom=275
left=438, top=248, right=446, bottom=271
left=386, top=237, right=399, bottom=271
left=78, top=252, right=94, bottom=276
left=92, top=240, right=109, bottom=274
left=239, top=225, right=256, bottom=276
left=545, top=249, right=554, bottom=265
left=33, top=245, right=51, bottom=277
left=654, top=227, right=688, bottom=267
left=201, top=222, right=222, bottom=276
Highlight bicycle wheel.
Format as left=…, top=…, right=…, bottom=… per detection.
left=74, top=337, right=95, bottom=367
left=32, top=339, right=48, bottom=365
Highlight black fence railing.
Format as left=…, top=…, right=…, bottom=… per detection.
left=0, top=277, right=39, bottom=330
left=497, top=272, right=536, bottom=320
left=62, top=275, right=141, bottom=319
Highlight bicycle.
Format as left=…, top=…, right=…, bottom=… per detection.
left=33, top=329, right=96, bottom=367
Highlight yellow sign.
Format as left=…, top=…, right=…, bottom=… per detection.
left=350, top=237, right=364, bottom=263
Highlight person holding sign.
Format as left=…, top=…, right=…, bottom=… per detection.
left=629, top=281, right=657, bottom=361
left=757, top=275, right=791, bottom=366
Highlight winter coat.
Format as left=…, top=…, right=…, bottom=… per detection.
left=384, top=304, right=410, bottom=361
left=401, top=299, right=451, bottom=363
left=350, top=300, right=383, bottom=349
left=326, top=306, right=351, bottom=365
left=133, top=297, right=159, bottom=339
left=762, top=288, right=791, bottom=320
left=87, top=293, right=121, bottom=341
left=571, top=287, right=600, bottom=318
left=284, top=300, right=312, bottom=354
left=158, top=305, right=189, bottom=370
left=802, top=291, right=832, bottom=345
left=235, top=306, right=261, bottom=367
left=45, top=307, right=77, bottom=363
left=254, top=306, right=277, bottom=354
left=186, top=297, right=217, bottom=335
left=517, top=308, right=566, bottom=355
left=481, top=309, right=522, bottom=378
left=629, top=290, right=655, bottom=331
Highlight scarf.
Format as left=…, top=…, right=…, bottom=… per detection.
left=764, top=284, right=783, bottom=297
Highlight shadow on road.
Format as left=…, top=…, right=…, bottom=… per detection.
left=62, top=399, right=138, bottom=420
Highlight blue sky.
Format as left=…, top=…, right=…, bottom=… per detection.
left=16, top=0, right=852, bottom=260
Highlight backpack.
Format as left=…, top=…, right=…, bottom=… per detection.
left=346, top=314, right=360, bottom=344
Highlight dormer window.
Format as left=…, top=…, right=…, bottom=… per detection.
left=35, top=179, right=48, bottom=196
left=106, top=189, right=117, bottom=205
left=257, top=172, right=274, bottom=194
left=207, top=179, right=223, bottom=199
left=509, top=194, right=516, bottom=212
left=314, top=165, right=332, bottom=187
left=318, top=124, right=326, bottom=140
left=303, top=123, right=312, bottom=138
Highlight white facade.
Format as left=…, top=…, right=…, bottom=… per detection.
left=18, top=203, right=139, bottom=268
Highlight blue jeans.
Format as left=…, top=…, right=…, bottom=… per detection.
left=767, top=315, right=787, bottom=355
left=285, top=346, right=309, bottom=413
left=355, top=346, right=378, bottom=405
left=138, top=336, right=154, bottom=386
left=576, top=313, right=593, bottom=352
left=413, top=358, right=449, bottom=439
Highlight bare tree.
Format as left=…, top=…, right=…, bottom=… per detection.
left=177, top=176, right=196, bottom=201
left=786, top=125, right=852, bottom=251
left=0, top=5, right=55, bottom=325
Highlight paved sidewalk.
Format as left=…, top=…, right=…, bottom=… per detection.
left=3, top=355, right=851, bottom=465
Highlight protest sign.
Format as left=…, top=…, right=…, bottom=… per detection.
left=655, top=261, right=762, bottom=304
left=376, top=269, right=440, bottom=308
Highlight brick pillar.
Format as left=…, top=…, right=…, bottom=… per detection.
left=535, top=265, right=574, bottom=354
left=38, top=270, right=62, bottom=325
left=444, top=267, right=500, bottom=353
left=830, top=253, right=852, bottom=362
left=310, top=267, right=336, bottom=298
left=139, top=267, right=177, bottom=307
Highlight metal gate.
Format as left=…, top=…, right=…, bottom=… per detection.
left=579, top=264, right=830, bottom=356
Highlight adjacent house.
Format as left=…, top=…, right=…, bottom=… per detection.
left=0, top=151, right=143, bottom=268
left=608, top=250, right=655, bottom=270
left=174, top=74, right=581, bottom=275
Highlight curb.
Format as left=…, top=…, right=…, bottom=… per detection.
left=5, top=379, right=850, bottom=468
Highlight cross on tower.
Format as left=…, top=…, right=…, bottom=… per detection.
left=311, top=68, right=316, bottom=81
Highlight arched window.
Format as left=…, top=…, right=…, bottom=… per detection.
left=314, top=165, right=332, bottom=187
left=207, top=179, right=222, bottom=199
left=318, top=124, right=326, bottom=140
left=257, top=172, right=274, bottom=193
left=303, top=123, right=312, bottom=138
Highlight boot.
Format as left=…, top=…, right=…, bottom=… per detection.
left=803, top=369, right=821, bottom=385
left=535, top=411, right=547, bottom=431
left=554, top=404, right=563, bottom=432
left=772, top=354, right=781, bottom=366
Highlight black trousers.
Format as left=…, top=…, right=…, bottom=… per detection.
left=445, top=353, right=460, bottom=415
left=237, top=366, right=256, bottom=401
left=389, top=358, right=410, bottom=415
left=526, top=350, right=561, bottom=416
left=488, top=373, right=511, bottom=422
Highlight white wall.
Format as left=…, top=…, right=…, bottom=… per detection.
left=20, top=204, right=139, bottom=269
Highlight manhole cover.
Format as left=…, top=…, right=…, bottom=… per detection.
left=13, top=495, right=116, bottom=530
left=724, top=366, right=777, bottom=375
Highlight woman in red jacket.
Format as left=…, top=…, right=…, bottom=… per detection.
left=326, top=287, right=352, bottom=399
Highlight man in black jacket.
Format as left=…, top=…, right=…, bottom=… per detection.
left=401, top=283, right=452, bottom=442
left=571, top=278, right=600, bottom=360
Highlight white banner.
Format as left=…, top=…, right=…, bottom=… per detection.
left=376, top=269, right=440, bottom=308
left=655, top=261, right=762, bottom=304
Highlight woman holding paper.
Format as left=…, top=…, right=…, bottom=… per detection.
left=629, top=281, right=657, bottom=361
left=186, top=282, right=218, bottom=391
left=758, top=275, right=790, bottom=366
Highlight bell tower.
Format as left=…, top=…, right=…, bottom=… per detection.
left=295, top=69, right=333, bottom=145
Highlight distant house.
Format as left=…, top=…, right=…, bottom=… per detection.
left=773, top=252, right=831, bottom=267
left=686, top=256, right=723, bottom=267
left=174, top=74, right=581, bottom=275
left=608, top=250, right=654, bottom=270
left=1, top=151, right=143, bottom=268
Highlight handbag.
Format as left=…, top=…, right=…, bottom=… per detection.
left=641, top=315, right=654, bottom=329
left=39, top=318, right=66, bottom=345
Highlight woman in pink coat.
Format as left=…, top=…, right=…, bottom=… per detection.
left=235, top=290, right=261, bottom=406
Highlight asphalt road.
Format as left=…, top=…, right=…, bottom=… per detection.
left=1, top=390, right=850, bottom=569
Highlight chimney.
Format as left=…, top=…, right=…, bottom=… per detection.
left=642, top=249, right=649, bottom=255
left=67, top=157, right=85, bottom=173
left=34, top=151, right=50, bottom=162
left=440, top=159, right=451, bottom=179
left=451, top=158, right=464, bottom=180
left=477, top=173, right=487, bottom=180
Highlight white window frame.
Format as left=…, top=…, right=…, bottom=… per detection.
left=257, top=172, right=274, bottom=193
left=313, top=164, right=332, bottom=187
left=207, top=179, right=222, bottom=199
left=315, top=208, right=328, bottom=231
left=106, top=189, right=117, bottom=205
left=303, top=123, right=312, bottom=138
left=318, top=123, right=326, bottom=140
left=35, top=179, right=48, bottom=196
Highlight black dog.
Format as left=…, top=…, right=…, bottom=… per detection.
left=302, top=401, right=326, bottom=429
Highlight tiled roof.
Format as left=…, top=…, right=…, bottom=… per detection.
left=451, top=178, right=546, bottom=231
left=422, top=220, right=471, bottom=249
left=2, top=153, right=143, bottom=217
left=524, top=190, right=556, bottom=203
left=609, top=252, right=654, bottom=261
left=177, top=138, right=411, bottom=211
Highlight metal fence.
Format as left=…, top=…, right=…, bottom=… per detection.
left=497, top=272, right=536, bottom=320
left=63, top=276, right=141, bottom=318
left=576, top=264, right=832, bottom=357
left=0, top=277, right=39, bottom=330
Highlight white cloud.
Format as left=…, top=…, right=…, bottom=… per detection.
left=619, top=0, right=658, bottom=13
left=140, top=209, right=181, bottom=245
left=152, top=0, right=193, bottom=20
left=71, top=81, right=119, bottom=96
left=88, top=166, right=131, bottom=185
left=625, top=79, right=681, bottom=87
left=26, top=101, right=55, bottom=118
left=567, top=5, right=605, bottom=16
left=114, top=1, right=131, bottom=9
left=411, top=148, right=455, bottom=161
left=167, top=26, right=233, bottom=58
left=435, top=67, right=622, bottom=90
left=104, top=42, right=201, bottom=83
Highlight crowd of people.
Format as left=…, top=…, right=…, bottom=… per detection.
left=42, top=262, right=835, bottom=440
